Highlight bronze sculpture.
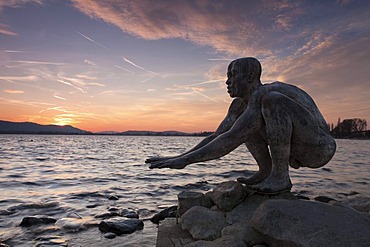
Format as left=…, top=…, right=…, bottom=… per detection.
left=147, top=57, right=336, bottom=194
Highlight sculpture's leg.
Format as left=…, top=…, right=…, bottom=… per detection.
left=237, top=137, right=272, bottom=185
left=252, top=92, right=294, bottom=194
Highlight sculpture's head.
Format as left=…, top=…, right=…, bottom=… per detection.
left=226, top=57, right=262, bottom=99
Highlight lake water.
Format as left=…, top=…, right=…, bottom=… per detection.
left=0, top=135, right=369, bottom=246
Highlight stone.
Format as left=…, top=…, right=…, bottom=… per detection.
left=98, top=218, right=144, bottom=235
left=222, top=222, right=265, bottom=246
left=314, top=195, right=336, bottom=203
left=155, top=218, right=194, bottom=247
left=177, top=191, right=212, bottom=217
left=347, top=196, right=370, bottom=213
left=19, top=216, right=57, bottom=227
left=251, top=199, right=370, bottom=247
left=120, top=209, right=139, bottom=219
left=185, top=235, right=247, bottom=247
left=55, top=217, right=98, bottom=232
left=103, top=232, right=117, bottom=239
left=108, top=195, right=119, bottom=200
left=206, top=181, right=247, bottom=211
left=150, top=206, right=178, bottom=224
left=226, top=190, right=296, bottom=224
left=94, top=211, right=119, bottom=219
left=181, top=206, right=227, bottom=241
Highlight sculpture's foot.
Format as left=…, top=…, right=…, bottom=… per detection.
left=251, top=175, right=292, bottom=195
left=237, top=171, right=270, bottom=185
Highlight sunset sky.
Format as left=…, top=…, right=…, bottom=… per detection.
left=0, top=0, right=369, bottom=132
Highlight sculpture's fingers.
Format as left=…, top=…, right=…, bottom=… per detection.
left=146, top=156, right=167, bottom=163
left=149, top=162, right=168, bottom=169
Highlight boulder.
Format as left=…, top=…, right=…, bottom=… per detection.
left=181, top=206, right=227, bottom=241
left=207, top=181, right=247, bottom=211
left=226, top=190, right=296, bottom=224
left=222, top=222, right=265, bottom=246
left=251, top=199, right=370, bottom=247
left=98, top=218, right=144, bottom=235
left=178, top=191, right=212, bottom=217
left=185, top=235, right=247, bottom=247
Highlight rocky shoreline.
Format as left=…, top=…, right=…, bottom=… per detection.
left=155, top=181, right=370, bottom=247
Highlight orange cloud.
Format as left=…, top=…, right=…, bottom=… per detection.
left=3, top=89, right=24, bottom=94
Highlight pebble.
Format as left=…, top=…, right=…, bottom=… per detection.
left=314, top=195, right=336, bottom=203
left=103, top=232, right=117, bottom=239
left=108, top=195, right=119, bottom=200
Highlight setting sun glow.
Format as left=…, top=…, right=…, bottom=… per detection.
left=0, top=1, right=369, bottom=133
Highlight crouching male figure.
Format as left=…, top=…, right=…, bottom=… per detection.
left=147, top=57, right=336, bottom=194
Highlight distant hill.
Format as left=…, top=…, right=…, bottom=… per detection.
left=0, top=120, right=91, bottom=134
left=96, top=130, right=213, bottom=136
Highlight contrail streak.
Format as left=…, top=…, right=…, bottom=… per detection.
left=115, top=65, right=132, bottom=73
left=77, top=31, right=110, bottom=51
left=122, top=57, right=157, bottom=74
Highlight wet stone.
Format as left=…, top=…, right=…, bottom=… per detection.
left=120, top=209, right=139, bottom=219
left=103, top=232, right=117, bottom=239
left=314, top=195, right=336, bottom=203
left=94, top=211, right=120, bottom=219
left=108, top=195, right=119, bottom=200
left=150, top=206, right=177, bottom=224
left=20, top=216, right=57, bottom=227
left=98, top=219, right=144, bottom=235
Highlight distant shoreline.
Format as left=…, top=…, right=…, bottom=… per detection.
left=0, top=131, right=213, bottom=137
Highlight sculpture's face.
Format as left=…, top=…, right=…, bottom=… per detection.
left=226, top=62, right=248, bottom=98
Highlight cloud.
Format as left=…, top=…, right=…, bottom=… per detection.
left=53, top=93, right=67, bottom=101
left=0, top=75, right=38, bottom=82
left=3, top=89, right=24, bottom=94
left=84, top=59, right=96, bottom=66
left=16, top=60, right=66, bottom=66
left=0, top=23, right=17, bottom=36
left=71, top=0, right=285, bottom=56
left=0, top=0, right=44, bottom=11
left=115, top=65, right=131, bottom=73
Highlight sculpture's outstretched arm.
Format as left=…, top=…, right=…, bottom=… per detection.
left=145, top=98, right=246, bottom=164
left=149, top=122, right=245, bottom=169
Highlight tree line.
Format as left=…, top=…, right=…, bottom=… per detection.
left=329, top=118, right=369, bottom=139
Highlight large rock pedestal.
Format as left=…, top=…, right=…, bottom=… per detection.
left=251, top=199, right=370, bottom=247
left=155, top=180, right=370, bottom=247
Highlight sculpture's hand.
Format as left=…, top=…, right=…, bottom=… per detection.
left=149, top=158, right=187, bottom=169
left=145, top=156, right=172, bottom=163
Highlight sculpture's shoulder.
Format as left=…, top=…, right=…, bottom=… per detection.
left=261, top=81, right=310, bottom=97
left=229, top=97, right=246, bottom=115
